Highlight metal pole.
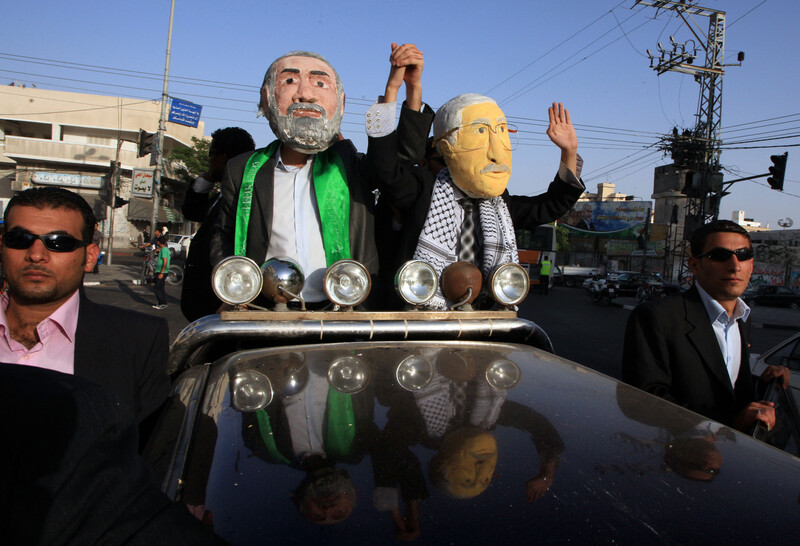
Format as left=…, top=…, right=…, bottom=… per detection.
left=151, top=0, right=176, bottom=236
left=106, top=137, right=123, bottom=265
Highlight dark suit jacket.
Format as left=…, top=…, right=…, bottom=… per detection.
left=182, top=185, right=216, bottom=223
left=621, top=286, right=755, bottom=427
left=73, top=290, right=170, bottom=425
left=210, top=107, right=434, bottom=275
left=0, top=364, right=225, bottom=545
left=367, top=130, right=584, bottom=269
left=181, top=199, right=223, bottom=322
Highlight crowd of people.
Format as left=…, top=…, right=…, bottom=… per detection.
left=0, top=42, right=790, bottom=541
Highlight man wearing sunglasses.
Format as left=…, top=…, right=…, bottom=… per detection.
left=622, top=220, right=790, bottom=432
left=0, top=187, right=169, bottom=434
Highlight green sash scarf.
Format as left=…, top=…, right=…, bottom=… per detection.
left=255, top=386, right=356, bottom=464
left=234, top=142, right=351, bottom=267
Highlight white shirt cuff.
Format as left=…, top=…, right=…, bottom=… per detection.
left=366, top=101, right=397, bottom=137
left=558, top=154, right=584, bottom=189
left=192, top=176, right=213, bottom=193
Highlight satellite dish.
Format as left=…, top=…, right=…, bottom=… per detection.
left=778, top=218, right=793, bottom=228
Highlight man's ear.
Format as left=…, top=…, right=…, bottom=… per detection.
left=437, top=138, right=453, bottom=159
left=687, top=255, right=699, bottom=276
left=84, top=243, right=100, bottom=273
left=260, top=86, right=270, bottom=115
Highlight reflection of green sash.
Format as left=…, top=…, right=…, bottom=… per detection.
left=234, top=142, right=351, bottom=266
left=255, top=386, right=355, bottom=464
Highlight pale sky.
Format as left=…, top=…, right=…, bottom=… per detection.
left=2, top=0, right=798, bottom=228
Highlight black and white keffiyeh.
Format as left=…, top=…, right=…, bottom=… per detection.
left=413, top=169, right=518, bottom=309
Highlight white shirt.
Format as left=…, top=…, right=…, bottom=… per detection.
left=267, top=147, right=328, bottom=302
left=696, top=282, right=751, bottom=387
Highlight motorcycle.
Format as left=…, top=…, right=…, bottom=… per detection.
left=586, top=274, right=617, bottom=304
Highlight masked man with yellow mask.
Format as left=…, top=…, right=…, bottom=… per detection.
left=368, top=85, right=584, bottom=309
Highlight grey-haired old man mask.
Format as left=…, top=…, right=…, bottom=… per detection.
left=260, top=52, right=345, bottom=153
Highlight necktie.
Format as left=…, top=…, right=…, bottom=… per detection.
left=458, top=198, right=477, bottom=263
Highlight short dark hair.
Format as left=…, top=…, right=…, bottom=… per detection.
left=210, top=127, right=256, bottom=158
left=424, top=136, right=443, bottom=162
left=689, top=220, right=751, bottom=257
left=4, top=187, right=96, bottom=243
left=157, top=235, right=167, bottom=245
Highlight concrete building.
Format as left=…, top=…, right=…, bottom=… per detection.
left=731, top=210, right=770, bottom=232
left=578, top=182, right=630, bottom=203
left=0, top=85, right=205, bottom=249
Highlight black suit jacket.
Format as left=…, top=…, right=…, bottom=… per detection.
left=0, top=364, right=225, bottom=545
left=367, top=130, right=584, bottom=269
left=181, top=199, right=223, bottom=322
left=621, top=286, right=755, bottom=427
left=210, top=107, right=434, bottom=275
left=73, top=290, right=170, bottom=425
left=182, top=185, right=216, bottom=223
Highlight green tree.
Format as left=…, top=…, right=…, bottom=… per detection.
left=167, top=136, right=210, bottom=184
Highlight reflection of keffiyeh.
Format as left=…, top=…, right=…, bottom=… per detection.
left=412, top=169, right=518, bottom=309
left=414, top=372, right=506, bottom=439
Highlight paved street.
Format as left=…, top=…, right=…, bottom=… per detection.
left=84, top=254, right=190, bottom=344
left=83, top=257, right=800, bottom=379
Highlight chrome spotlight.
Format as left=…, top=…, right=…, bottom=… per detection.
left=395, top=355, right=434, bottom=391
left=489, top=263, right=529, bottom=308
left=327, top=355, right=370, bottom=394
left=275, top=364, right=310, bottom=398
left=323, top=260, right=371, bottom=309
left=261, top=257, right=305, bottom=307
left=485, top=359, right=522, bottom=390
left=231, top=370, right=273, bottom=411
left=395, top=260, right=438, bottom=307
left=212, top=256, right=264, bottom=306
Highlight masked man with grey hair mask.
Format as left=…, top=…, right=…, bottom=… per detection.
left=368, top=77, right=585, bottom=308
left=211, top=48, right=433, bottom=307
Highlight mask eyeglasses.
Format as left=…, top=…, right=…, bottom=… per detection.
left=2, top=230, right=88, bottom=252
left=436, top=122, right=519, bottom=152
left=697, top=247, right=753, bottom=262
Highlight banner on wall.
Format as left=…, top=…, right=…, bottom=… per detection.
left=560, top=201, right=650, bottom=233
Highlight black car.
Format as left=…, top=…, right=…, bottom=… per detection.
left=145, top=257, right=800, bottom=545
left=742, top=285, right=800, bottom=309
left=608, top=271, right=642, bottom=297
left=143, top=258, right=800, bottom=544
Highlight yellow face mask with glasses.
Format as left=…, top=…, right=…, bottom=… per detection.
left=437, top=102, right=515, bottom=198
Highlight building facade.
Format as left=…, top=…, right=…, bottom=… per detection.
left=0, top=85, right=205, bottom=249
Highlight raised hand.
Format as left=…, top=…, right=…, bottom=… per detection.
left=546, top=102, right=578, bottom=174
left=384, top=42, right=424, bottom=110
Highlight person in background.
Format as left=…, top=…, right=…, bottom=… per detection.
left=152, top=235, right=170, bottom=310
left=91, top=222, right=102, bottom=274
left=539, top=255, right=552, bottom=295
left=181, top=127, right=255, bottom=322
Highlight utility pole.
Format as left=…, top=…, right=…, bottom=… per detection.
left=151, top=0, right=176, bottom=236
left=638, top=0, right=742, bottom=281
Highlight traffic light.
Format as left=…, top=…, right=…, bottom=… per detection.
left=768, top=152, right=788, bottom=191
left=137, top=129, right=156, bottom=158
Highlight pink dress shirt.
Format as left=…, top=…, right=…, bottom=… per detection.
left=0, top=290, right=80, bottom=374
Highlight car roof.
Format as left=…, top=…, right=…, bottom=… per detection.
left=149, top=339, right=800, bottom=543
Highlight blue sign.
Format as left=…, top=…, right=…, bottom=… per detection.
left=168, top=98, right=202, bottom=127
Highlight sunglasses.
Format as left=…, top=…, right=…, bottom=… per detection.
left=697, top=247, right=754, bottom=262
left=2, top=230, right=88, bottom=252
